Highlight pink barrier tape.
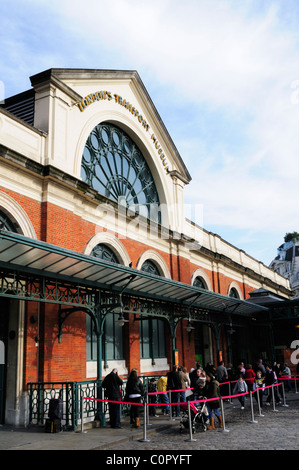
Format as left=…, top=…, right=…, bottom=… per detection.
left=83, top=382, right=284, bottom=407
left=83, top=397, right=144, bottom=406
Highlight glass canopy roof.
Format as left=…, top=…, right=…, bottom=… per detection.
left=0, top=230, right=268, bottom=316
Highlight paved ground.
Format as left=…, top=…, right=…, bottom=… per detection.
left=0, top=392, right=298, bottom=457
left=113, top=394, right=299, bottom=452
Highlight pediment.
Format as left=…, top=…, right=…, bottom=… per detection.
left=30, top=68, right=191, bottom=184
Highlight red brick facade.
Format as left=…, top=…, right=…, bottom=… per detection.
left=1, top=184, right=264, bottom=387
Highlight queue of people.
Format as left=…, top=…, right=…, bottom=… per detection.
left=157, top=364, right=223, bottom=429
left=102, top=358, right=294, bottom=428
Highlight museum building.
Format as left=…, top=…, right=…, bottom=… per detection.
left=0, top=69, right=292, bottom=427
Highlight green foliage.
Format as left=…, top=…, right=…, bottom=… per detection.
left=284, top=232, right=299, bottom=243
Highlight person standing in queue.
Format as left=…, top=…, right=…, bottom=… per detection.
left=125, top=369, right=144, bottom=427
left=102, top=368, right=123, bottom=429
left=204, top=372, right=222, bottom=429
left=167, top=365, right=182, bottom=417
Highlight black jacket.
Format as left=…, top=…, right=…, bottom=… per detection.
left=126, top=378, right=144, bottom=397
left=166, top=370, right=182, bottom=392
left=102, top=371, right=123, bottom=399
left=203, top=378, right=220, bottom=409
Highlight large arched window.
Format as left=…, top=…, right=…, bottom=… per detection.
left=139, top=260, right=166, bottom=359
left=87, top=243, right=124, bottom=361
left=81, top=123, right=161, bottom=222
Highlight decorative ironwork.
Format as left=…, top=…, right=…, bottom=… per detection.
left=27, top=380, right=100, bottom=430
left=0, top=269, right=97, bottom=309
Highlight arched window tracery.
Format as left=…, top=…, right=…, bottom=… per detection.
left=81, top=123, right=161, bottom=223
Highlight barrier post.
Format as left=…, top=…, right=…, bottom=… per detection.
left=249, top=391, right=258, bottom=423
left=295, top=375, right=298, bottom=394
left=146, top=392, right=152, bottom=426
left=220, top=398, right=229, bottom=432
left=256, top=388, right=264, bottom=417
left=169, top=391, right=174, bottom=421
left=228, top=381, right=233, bottom=404
left=271, top=385, right=278, bottom=412
left=138, top=397, right=150, bottom=442
left=80, top=396, right=87, bottom=433
left=281, top=382, right=288, bottom=407
left=185, top=400, right=197, bottom=442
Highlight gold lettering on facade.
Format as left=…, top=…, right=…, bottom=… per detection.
left=76, top=91, right=169, bottom=173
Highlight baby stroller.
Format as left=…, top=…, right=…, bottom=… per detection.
left=179, top=401, right=208, bottom=434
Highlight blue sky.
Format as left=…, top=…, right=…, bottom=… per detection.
left=1, top=0, right=299, bottom=266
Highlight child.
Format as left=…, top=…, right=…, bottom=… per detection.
left=233, top=374, right=248, bottom=409
left=253, top=370, right=265, bottom=408
left=148, top=378, right=159, bottom=417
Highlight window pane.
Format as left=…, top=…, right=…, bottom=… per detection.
left=193, top=276, right=207, bottom=289
left=105, top=314, right=114, bottom=360
left=86, top=314, right=96, bottom=361
left=158, top=319, right=166, bottom=357
left=140, top=319, right=150, bottom=358
left=152, top=319, right=158, bottom=357
left=114, top=321, right=124, bottom=359
left=141, top=260, right=160, bottom=276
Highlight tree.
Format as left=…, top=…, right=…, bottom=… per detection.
left=284, top=232, right=299, bottom=243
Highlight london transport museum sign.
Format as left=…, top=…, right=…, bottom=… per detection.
left=76, top=90, right=170, bottom=174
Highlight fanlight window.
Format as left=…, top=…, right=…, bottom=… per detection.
left=140, top=259, right=161, bottom=276
left=81, top=123, right=161, bottom=222
left=90, top=243, right=119, bottom=264
left=229, top=287, right=240, bottom=299
left=193, top=276, right=208, bottom=290
left=0, top=211, right=18, bottom=232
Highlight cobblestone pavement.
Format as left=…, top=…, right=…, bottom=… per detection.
left=0, top=393, right=298, bottom=453
left=110, top=395, right=299, bottom=451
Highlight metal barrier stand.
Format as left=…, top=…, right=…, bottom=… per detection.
left=146, top=392, right=152, bottom=427
left=249, top=391, right=258, bottom=424
left=168, top=391, right=175, bottom=421
left=184, top=400, right=197, bottom=442
left=256, top=386, right=264, bottom=417
left=220, top=398, right=229, bottom=432
left=80, top=396, right=87, bottom=433
left=139, top=396, right=150, bottom=442
left=281, top=382, right=288, bottom=407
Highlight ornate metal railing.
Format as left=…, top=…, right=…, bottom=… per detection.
left=27, top=375, right=163, bottom=431
left=27, top=380, right=100, bottom=430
